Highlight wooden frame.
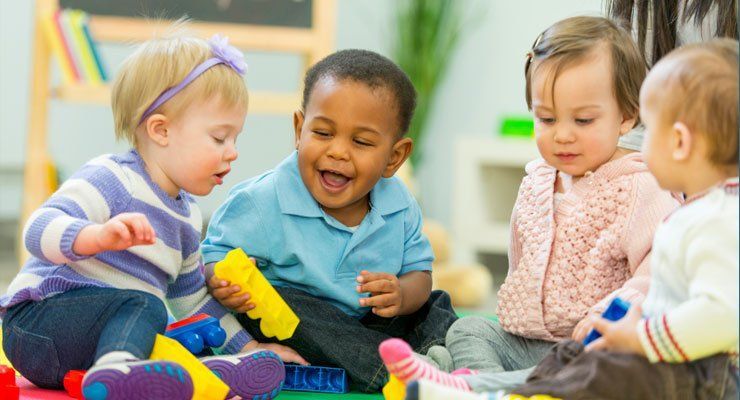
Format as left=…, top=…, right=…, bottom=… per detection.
left=19, top=0, right=336, bottom=264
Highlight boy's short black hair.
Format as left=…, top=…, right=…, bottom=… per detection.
left=301, top=49, right=417, bottom=136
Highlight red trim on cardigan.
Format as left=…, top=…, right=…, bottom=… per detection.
left=662, top=315, right=690, bottom=362
left=645, top=318, right=664, bottom=362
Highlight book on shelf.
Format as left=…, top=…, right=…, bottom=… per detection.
left=41, top=8, right=107, bottom=86
left=68, top=9, right=103, bottom=85
left=58, top=9, right=84, bottom=82
left=41, top=9, right=76, bottom=83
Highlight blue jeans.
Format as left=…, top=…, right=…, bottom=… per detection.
left=236, top=287, right=458, bottom=393
left=2, top=287, right=168, bottom=389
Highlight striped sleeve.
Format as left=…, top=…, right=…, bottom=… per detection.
left=23, top=157, right=132, bottom=265
left=637, top=315, right=688, bottom=362
left=637, top=216, right=738, bottom=363
left=167, top=252, right=252, bottom=354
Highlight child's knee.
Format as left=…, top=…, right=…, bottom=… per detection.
left=447, top=316, right=499, bottom=341
left=429, top=290, right=453, bottom=305
left=117, top=290, right=168, bottom=330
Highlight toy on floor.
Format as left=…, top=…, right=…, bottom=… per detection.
left=149, top=334, right=229, bottom=400
left=214, top=248, right=300, bottom=340
left=582, top=297, right=631, bottom=345
left=283, top=364, right=349, bottom=394
left=166, top=313, right=226, bottom=355
left=0, top=328, right=11, bottom=368
left=0, top=365, right=19, bottom=400
left=382, top=374, right=405, bottom=400
left=63, top=370, right=85, bottom=399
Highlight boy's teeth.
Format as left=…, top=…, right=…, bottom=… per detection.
left=324, top=171, right=349, bottom=186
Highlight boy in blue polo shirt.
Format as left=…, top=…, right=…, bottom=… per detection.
left=201, top=49, right=457, bottom=392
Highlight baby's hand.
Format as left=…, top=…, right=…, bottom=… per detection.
left=356, top=270, right=402, bottom=318
left=572, top=312, right=598, bottom=342
left=73, top=213, right=156, bottom=256
left=585, top=304, right=646, bottom=356
left=241, top=340, right=309, bottom=366
left=207, top=273, right=255, bottom=313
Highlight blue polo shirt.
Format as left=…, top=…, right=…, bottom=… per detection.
left=201, top=152, right=434, bottom=318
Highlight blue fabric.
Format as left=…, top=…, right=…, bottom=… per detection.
left=202, top=152, right=434, bottom=318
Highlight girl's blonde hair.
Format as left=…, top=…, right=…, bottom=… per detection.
left=524, top=16, right=646, bottom=122
left=112, top=25, right=248, bottom=146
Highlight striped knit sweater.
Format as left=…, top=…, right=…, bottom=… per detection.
left=0, top=150, right=251, bottom=354
left=637, top=177, right=738, bottom=363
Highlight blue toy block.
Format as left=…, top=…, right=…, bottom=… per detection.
left=283, top=364, right=349, bottom=394
left=165, top=314, right=226, bottom=355
left=583, top=297, right=631, bottom=346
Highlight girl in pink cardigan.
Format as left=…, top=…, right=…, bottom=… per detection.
left=377, top=16, right=680, bottom=397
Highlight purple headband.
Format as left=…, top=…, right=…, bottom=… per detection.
left=138, top=34, right=247, bottom=124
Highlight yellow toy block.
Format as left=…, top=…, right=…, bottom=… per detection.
left=0, top=327, right=18, bottom=377
left=150, top=334, right=229, bottom=400
left=0, top=327, right=8, bottom=367
left=382, top=374, right=405, bottom=400
left=509, top=395, right=561, bottom=400
left=214, top=248, right=300, bottom=340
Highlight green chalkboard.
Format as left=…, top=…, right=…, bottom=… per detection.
left=59, top=0, right=313, bottom=28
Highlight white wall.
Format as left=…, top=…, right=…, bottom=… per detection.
left=0, top=0, right=605, bottom=228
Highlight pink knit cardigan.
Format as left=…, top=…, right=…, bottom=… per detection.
left=496, top=153, right=680, bottom=341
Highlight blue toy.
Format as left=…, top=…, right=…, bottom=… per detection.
left=283, top=364, right=349, bottom=394
left=165, top=313, right=226, bottom=355
left=583, top=297, right=631, bottom=346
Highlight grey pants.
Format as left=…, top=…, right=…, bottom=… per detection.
left=433, top=316, right=555, bottom=392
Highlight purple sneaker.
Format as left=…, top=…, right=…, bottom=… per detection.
left=201, top=349, right=284, bottom=399
left=81, top=359, right=193, bottom=400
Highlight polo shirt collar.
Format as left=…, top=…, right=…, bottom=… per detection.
left=275, top=152, right=323, bottom=217
left=368, top=175, right=410, bottom=216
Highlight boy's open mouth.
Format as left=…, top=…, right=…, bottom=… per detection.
left=319, top=169, right=351, bottom=191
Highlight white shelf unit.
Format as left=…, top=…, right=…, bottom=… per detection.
left=452, top=137, right=540, bottom=265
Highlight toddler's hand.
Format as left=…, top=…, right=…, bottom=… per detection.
left=585, top=304, right=646, bottom=356
left=74, top=213, right=156, bottom=256
left=241, top=340, right=309, bottom=366
left=207, top=274, right=255, bottom=313
left=356, top=270, right=402, bottom=318
left=572, top=312, right=598, bottom=342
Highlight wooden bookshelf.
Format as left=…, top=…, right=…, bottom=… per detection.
left=51, top=84, right=301, bottom=114
left=89, top=16, right=335, bottom=65
left=49, top=84, right=108, bottom=104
